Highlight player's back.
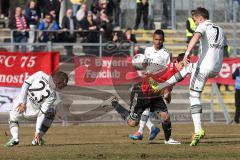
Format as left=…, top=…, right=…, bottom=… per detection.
left=27, top=71, right=56, bottom=108
left=197, top=20, right=226, bottom=72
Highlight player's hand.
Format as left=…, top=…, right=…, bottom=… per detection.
left=183, top=56, right=190, bottom=66
left=17, top=103, right=26, bottom=113
left=148, top=77, right=159, bottom=93
left=34, top=132, right=41, bottom=145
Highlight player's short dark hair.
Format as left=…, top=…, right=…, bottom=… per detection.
left=153, top=29, right=165, bottom=38
left=176, top=53, right=185, bottom=62
left=52, top=71, right=68, bottom=85
left=193, top=7, right=209, bottom=19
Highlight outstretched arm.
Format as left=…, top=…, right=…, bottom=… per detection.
left=184, top=32, right=201, bottom=64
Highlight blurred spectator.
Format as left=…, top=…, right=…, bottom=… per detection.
left=185, top=10, right=198, bottom=56
left=122, top=28, right=139, bottom=54
left=1, top=0, right=10, bottom=17
left=122, top=28, right=137, bottom=43
left=25, top=0, right=39, bottom=51
left=80, top=11, right=98, bottom=43
left=107, top=0, right=121, bottom=27
left=232, top=66, right=240, bottom=123
left=70, top=0, right=86, bottom=16
left=38, top=14, right=59, bottom=43
left=161, top=0, right=170, bottom=28
left=186, top=10, right=196, bottom=44
left=76, top=3, right=88, bottom=22
left=90, top=0, right=111, bottom=17
left=112, top=31, right=121, bottom=43
left=40, top=0, right=61, bottom=24
left=62, top=9, right=81, bottom=56
left=98, top=0, right=109, bottom=15
left=90, top=0, right=99, bottom=15
left=134, top=0, right=149, bottom=30
left=97, top=11, right=113, bottom=42
left=8, top=7, right=29, bottom=52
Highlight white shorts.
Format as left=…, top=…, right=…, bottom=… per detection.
left=10, top=96, right=40, bottom=122
left=188, top=63, right=219, bottom=92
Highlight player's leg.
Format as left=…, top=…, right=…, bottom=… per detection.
left=189, top=66, right=210, bottom=146
left=32, top=107, right=56, bottom=145
left=129, top=108, right=150, bottom=140
left=147, top=111, right=160, bottom=141
left=151, top=97, right=180, bottom=144
left=4, top=99, right=22, bottom=147
left=127, top=83, right=149, bottom=127
left=150, top=63, right=194, bottom=91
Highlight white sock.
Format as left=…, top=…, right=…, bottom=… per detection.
left=10, top=126, right=19, bottom=140
left=138, top=120, right=146, bottom=134
left=192, top=113, right=202, bottom=133
left=146, top=119, right=154, bottom=131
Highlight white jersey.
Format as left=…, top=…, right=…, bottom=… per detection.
left=195, top=20, right=226, bottom=72
left=144, top=46, right=171, bottom=74
left=24, top=71, right=57, bottom=113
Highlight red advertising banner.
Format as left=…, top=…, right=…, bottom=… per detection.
left=74, top=56, right=136, bottom=86
left=0, top=52, right=59, bottom=87
left=74, top=56, right=240, bottom=86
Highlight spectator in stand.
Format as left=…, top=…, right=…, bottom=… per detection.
left=80, top=11, right=99, bottom=43
left=38, top=14, right=59, bottom=43
left=25, top=0, right=39, bottom=51
left=40, top=0, right=61, bottom=24
left=9, top=7, right=29, bottom=52
left=122, top=28, right=139, bottom=55
left=90, top=0, right=111, bottom=18
left=70, top=0, right=86, bottom=16
left=97, top=11, right=113, bottom=42
left=62, top=9, right=81, bottom=56
left=112, top=31, right=121, bottom=43
left=185, top=10, right=199, bottom=55
left=108, top=0, right=121, bottom=27
left=134, top=0, right=149, bottom=30
left=76, top=3, right=88, bottom=22
left=90, top=0, right=100, bottom=15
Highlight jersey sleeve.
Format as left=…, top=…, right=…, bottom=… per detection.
left=195, top=23, right=206, bottom=36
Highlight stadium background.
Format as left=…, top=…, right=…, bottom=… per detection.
left=0, top=1, right=240, bottom=159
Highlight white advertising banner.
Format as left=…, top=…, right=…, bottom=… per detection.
left=0, top=87, right=20, bottom=112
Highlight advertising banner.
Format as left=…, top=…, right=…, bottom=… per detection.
left=75, top=56, right=240, bottom=86
left=0, top=52, right=59, bottom=87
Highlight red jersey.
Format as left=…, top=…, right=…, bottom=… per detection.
left=141, top=63, right=178, bottom=97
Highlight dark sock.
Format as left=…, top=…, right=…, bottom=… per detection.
left=162, top=121, right=172, bottom=141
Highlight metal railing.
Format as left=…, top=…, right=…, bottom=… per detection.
left=4, top=29, right=135, bottom=57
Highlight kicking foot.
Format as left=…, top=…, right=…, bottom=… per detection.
left=190, top=128, right=205, bottom=146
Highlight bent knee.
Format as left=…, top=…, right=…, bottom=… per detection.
left=160, top=112, right=170, bottom=122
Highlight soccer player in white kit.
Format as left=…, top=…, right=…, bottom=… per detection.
left=149, top=7, right=226, bottom=146
left=4, top=71, right=68, bottom=147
